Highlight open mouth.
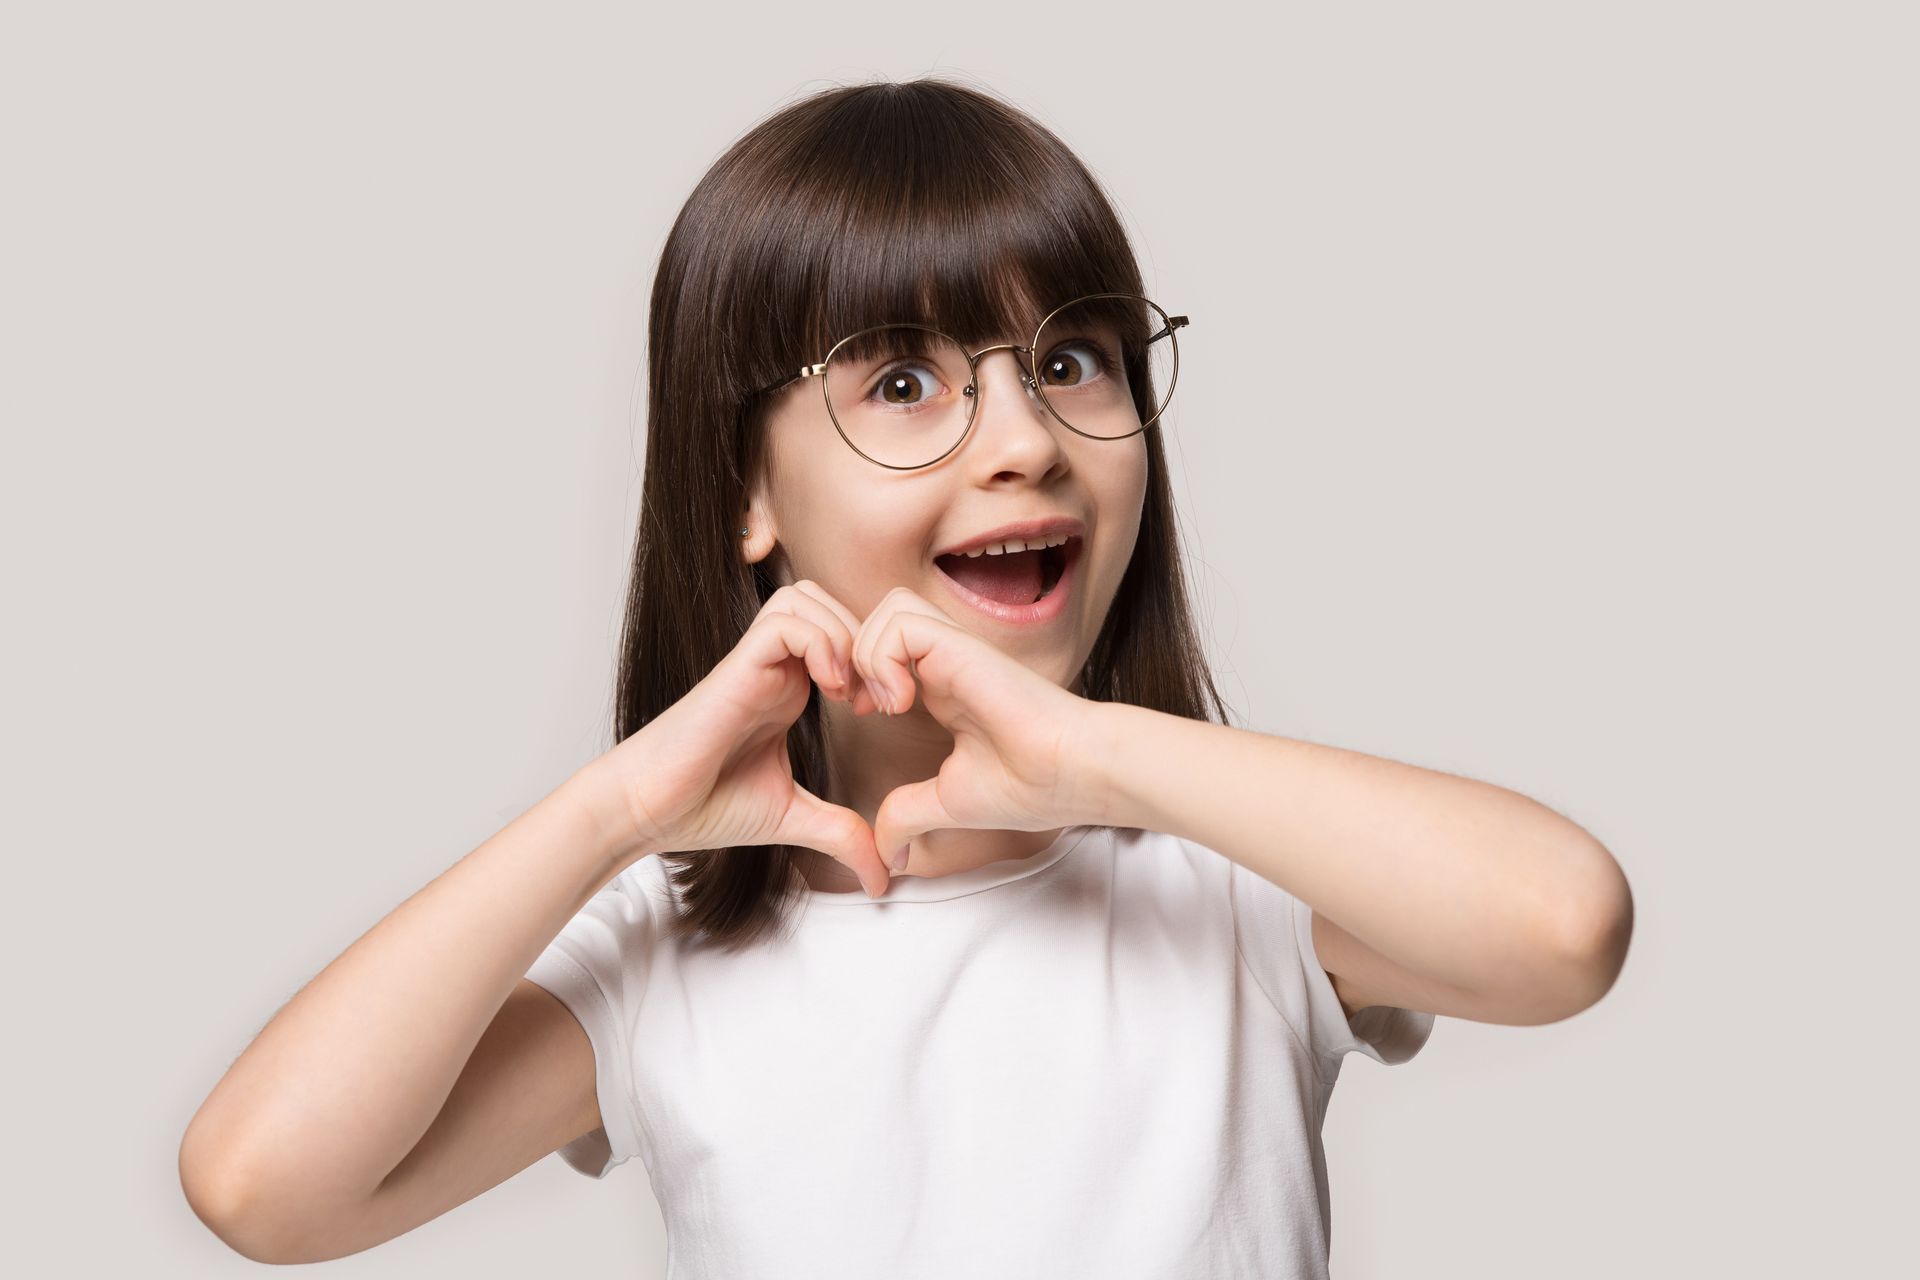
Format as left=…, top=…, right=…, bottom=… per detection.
left=932, top=536, right=1079, bottom=609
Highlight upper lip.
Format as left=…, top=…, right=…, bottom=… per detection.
left=933, top=516, right=1086, bottom=559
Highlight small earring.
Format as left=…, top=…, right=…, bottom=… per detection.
left=739, top=527, right=750, bottom=537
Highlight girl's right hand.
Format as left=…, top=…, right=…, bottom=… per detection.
left=583, top=579, right=894, bottom=898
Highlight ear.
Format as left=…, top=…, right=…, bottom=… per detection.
left=738, top=482, right=779, bottom=568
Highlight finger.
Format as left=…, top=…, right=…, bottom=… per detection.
left=788, top=580, right=863, bottom=674
left=867, top=611, right=918, bottom=716
left=784, top=580, right=859, bottom=694
left=852, top=588, right=949, bottom=715
left=774, top=786, right=893, bottom=899
left=849, top=675, right=884, bottom=717
left=865, top=604, right=964, bottom=719
left=764, top=585, right=855, bottom=698
left=849, top=588, right=899, bottom=711
left=740, top=609, right=844, bottom=702
left=873, top=776, right=959, bottom=872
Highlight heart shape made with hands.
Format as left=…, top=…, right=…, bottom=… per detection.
left=801, top=583, right=1100, bottom=877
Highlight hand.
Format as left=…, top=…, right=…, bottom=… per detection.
left=585, top=580, right=893, bottom=898
left=849, top=587, right=1109, bottom=872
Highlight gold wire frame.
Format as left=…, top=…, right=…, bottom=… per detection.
left=752, top=291, right=1190, bottom=470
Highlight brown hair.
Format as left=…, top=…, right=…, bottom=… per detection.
left=616, top=74, right=1235, bottom=948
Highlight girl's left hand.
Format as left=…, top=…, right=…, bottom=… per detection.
left=846, top=587, right=1110, bottom=871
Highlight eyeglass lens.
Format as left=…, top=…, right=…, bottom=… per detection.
left=820, top=294, right=1180, bottom=469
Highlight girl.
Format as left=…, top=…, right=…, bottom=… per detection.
left=180, top=77, right=1631, bottom=1276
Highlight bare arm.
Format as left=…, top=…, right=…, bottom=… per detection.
left=1080, top=703, right=1632, bottom=1026
left=178, top=764, right=649, bottom=1264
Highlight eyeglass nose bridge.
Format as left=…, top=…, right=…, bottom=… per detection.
left=960, top=341, right=1042, bottom=405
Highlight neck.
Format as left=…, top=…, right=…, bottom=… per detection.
left=791, top=699, right=1065, bottom=892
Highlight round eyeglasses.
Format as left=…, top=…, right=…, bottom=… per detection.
left=751, top=292, right=1189, bottom=470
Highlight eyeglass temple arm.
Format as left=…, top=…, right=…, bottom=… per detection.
left=1149, top=315, right=1190, bottom=345
left=755, top=362, right=824, bottom=398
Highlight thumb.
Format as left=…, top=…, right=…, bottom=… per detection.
left=773, top=786, right=889, bottom=899
left=873, top=778, right=958, bottom=873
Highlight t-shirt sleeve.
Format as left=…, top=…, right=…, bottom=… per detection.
left=523, top=861, right=658, bottom=1179
left=1229, top=860, right=1435, bottom=1082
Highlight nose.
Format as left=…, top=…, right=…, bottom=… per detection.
left=956, top=345, right=1075, bottom=470
left=960, top=345, right=1067, bottom=454
left=963, top=344, right=1042, bottom=401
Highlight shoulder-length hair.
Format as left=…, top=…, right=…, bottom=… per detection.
left=618, top=75, right=1234, bottom=948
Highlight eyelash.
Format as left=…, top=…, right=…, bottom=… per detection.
left=865, top=341, right=1119, bottom=408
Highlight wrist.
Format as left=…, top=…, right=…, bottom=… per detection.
left=1067, top=699, right=1146, bottom=829
left=1072, top=700, right=1164, bottom=832
left=557, top=759, right=658, bottom=875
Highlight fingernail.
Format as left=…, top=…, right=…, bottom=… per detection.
left=889, top=842, right=909, bottom=871
left=878, top=684, right=894, bottom=715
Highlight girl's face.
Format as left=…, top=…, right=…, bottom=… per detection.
left=745, top=332, right=1149, bottom=689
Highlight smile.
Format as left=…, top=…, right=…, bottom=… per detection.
left=931, top=535, right=1082, bottom=625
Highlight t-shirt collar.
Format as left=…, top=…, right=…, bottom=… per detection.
left=792, top=825, right=1097, bottom=904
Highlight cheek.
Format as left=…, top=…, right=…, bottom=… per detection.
left=1104, top=439, right=1151, bottom=549
left=1124, top=439, right=1150, bottom=508
left=792, top=496, right=936, bottom=611
left=768, top=426, right=909, bottom=594
left=1070, top=439, right=1149, bottom=606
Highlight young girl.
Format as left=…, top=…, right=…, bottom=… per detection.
left=180, top=77, right=1631, bottom=1276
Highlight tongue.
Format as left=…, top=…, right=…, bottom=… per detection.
left=937, top=548, right=1046, bottom=605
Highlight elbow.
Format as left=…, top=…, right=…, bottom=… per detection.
left=1547, top=847, right=1635, bottom=1017
left=180, top=1129, right=325, bottom=1266
left=181, top=1165, right=305, bottom=1265
left=1462, top=846, right=1634, bottom=1027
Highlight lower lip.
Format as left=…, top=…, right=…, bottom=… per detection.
left=932, top=537, right=1082, bottom=626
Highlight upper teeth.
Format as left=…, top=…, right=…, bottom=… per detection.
left=950, top=532, right=1074, bottom=558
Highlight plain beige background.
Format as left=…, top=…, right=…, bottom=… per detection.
left=4, top=2, right=1911, bottom=1275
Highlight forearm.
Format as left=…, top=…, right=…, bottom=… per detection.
left=179, top=763, right=647, bottom=1221
left=1082, top=701, right=1627, bottom=1011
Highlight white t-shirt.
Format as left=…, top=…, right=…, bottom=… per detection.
left=524, top=823, right=1434, bottom=1279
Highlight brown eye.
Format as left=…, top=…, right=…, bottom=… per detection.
left=1038, top=341, right=1112, bottom=388
left=872, top=362, right=941, bottom=406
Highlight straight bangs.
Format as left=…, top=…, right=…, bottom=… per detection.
left=719, top=81, right=1148, bottom=403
